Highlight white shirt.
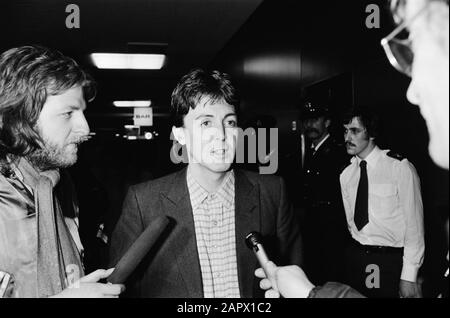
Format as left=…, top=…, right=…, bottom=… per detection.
left=340, top=146, right=425, bottom=282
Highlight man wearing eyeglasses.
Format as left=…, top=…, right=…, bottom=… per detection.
left=254, top=0, right=449, bottom=298
left=382, top=0, right=449, bottom=170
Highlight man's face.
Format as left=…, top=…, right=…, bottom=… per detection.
left=405, top=0, right=449, bottom=169
left=29, top=85, right=90, bottom=170
left=173, top=96, right=238, bottom=174
left=343, top=117, right=375, bottom=159
left=303, top=116, right=330, bottom=143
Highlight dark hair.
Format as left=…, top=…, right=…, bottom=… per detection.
left=390, top=0, right=449, bottom=23
left=0, top=45, right=95, bottom=161
left=342, top=107, right=379, bottom=139
left=170, top=68, right=239, bottom=127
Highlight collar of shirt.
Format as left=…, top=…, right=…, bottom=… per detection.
left=11, top=162, right=34, bottom=194
left=352, top=145, right=382, bottom=169
left=313, top=133, right=330, bottom=152
left=186, top=168, right=235, bottom=210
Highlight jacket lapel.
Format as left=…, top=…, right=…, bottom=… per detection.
left=160, top=167, right=203, bottom=297
left=234, top=169, right=259, bottom=298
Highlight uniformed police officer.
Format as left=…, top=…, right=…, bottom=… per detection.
left=340, top=107, right=425, bottom=298
left=300, top=101, right=350, bottom=285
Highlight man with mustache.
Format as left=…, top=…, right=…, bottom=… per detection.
left=339, top=107, right=424, bottom=298
left=300, top=101, right=350, bottom=285
left=109, top=68, right=303, bottom=297
left=0, top=46, right=124, bottom=298
left=256, top=0, right=447, bottom=298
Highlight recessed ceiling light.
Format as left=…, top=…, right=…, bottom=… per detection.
left=90, top=53, right=165, bottom=70
left=114, top=100, right=151, bottom=107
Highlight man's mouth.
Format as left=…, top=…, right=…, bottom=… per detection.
left=211, top=149, right=227, bottom=156
left=71, top=136, right=90, bottom=145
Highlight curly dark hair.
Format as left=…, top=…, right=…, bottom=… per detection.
left=342, top=107, right=380, bottom=140
left=0, top=45, right=95, bottom=165
left=170, top=68, right=239, bottom=127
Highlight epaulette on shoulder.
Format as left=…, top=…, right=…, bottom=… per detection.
left=387, top=150, right=405, bottom=161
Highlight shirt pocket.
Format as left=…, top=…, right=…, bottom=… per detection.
left=370, top=183, right=398, bottom=216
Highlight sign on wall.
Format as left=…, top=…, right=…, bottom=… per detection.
left=133, top=107, right=153, bottom=126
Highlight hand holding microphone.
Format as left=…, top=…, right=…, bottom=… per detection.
left=247, top=231, right=315, bottom=298
left=245, top=231, right=279, bottom=293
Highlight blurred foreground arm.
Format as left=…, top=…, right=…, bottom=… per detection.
left=255, top=261, right=364, bottom=298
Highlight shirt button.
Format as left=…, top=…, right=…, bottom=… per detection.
left=212, top=220, right=218, bottom=226
left=215, top=272, right=222, bottom=278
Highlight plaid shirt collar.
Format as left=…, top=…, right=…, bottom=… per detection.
left=186, top=167, right=235, bottom=210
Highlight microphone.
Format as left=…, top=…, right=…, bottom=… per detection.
left=107, top=215, right=169, bottom=284
left=245, top=231, right=277, bottom=291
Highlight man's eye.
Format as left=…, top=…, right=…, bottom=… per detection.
left=201, top=120, right=211, bottom=127
left=226, top=120, right=237, bottom=127
left=62, top=111, right=73, bottom=118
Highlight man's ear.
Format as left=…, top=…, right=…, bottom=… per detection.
left=325, top=119, right=331, bottom=129
left=172, top=126, right=186, bottom=145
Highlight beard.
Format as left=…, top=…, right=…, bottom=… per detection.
left=26, top=138, right=80, bottom=171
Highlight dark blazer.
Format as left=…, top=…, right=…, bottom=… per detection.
left=109, top=168, right=303, bottom=298
left=302, top=136, right=350, bottom=210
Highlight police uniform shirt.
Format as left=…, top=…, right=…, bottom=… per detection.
left=340, top=145, right=425, bottom=282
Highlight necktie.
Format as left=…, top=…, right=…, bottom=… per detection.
left=354, top=160, right=369, bottom=231
left=303, top=144, right=315, bottom=170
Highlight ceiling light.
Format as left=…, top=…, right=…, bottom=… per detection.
left=90, top=53, right=165, bottom=70
left=114, top=100, right=151, bottom=107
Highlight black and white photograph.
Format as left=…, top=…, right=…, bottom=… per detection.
left=0, top=0, right=448, bottom=304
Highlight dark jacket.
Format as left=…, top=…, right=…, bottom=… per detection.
left=109, top=168, right=303, bottom=298
left=302, top=136, right=349, bottom=212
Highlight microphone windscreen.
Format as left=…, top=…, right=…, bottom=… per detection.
left=107, top=215, right=169, bottom=284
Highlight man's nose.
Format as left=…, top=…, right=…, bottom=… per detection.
left=215, top=124, right=226, bottom=140
left=344, top=131, right=351, bottom=142
left=407, top=79, right=420, bottom=106
left=76, top=112, right=90, bottom=136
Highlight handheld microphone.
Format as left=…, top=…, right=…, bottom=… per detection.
left=245, top=231, right=277, bottom=291
left=107, top=215, right=169, bottom=284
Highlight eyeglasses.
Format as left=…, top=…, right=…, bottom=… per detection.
left=381, top=4, right=430, bottom=77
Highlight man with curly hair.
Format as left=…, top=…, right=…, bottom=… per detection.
left=0, top=45, right=124, bottom=298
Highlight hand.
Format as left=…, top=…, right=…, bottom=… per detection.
left=52, top=268, right=125, bottom=298
left=254, top=261, right=315, bottom=298
left=399, top=279, right=422, bottom=298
